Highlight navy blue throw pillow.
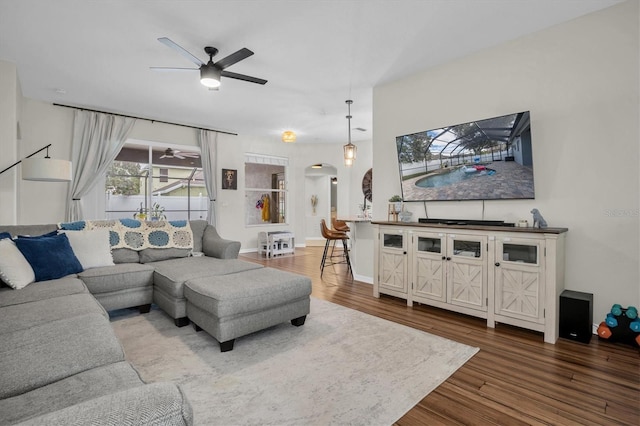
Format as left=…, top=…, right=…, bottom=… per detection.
left=0, top=232, right=11, bottom=240
left=15, top=233, right=83, bottom=281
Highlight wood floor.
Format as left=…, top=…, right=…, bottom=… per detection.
left=241, top=247, right=640, bottom=426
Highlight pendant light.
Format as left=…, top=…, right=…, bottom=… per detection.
left=343, top=100, right=356, bottom=167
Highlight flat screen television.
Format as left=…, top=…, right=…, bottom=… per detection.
left=396, top=111, right=534, bottom=202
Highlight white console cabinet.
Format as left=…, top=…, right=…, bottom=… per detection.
left=373, top=222, right=567, bottom=343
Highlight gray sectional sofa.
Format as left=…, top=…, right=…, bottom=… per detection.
left=0, top=275, right=193, bottom=425
left=0, top=220, right=311, bottom=425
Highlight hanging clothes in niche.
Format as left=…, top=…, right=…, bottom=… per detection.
left=261, top=194, right=270, bottom=222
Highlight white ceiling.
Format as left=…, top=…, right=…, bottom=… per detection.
left=0, top=0, right=621, bottom=144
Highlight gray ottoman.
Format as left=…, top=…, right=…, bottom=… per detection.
left=184, top=267, right=312, bottom=352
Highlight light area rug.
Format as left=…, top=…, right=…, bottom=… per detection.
left=111, top=297, right=478, bottom=425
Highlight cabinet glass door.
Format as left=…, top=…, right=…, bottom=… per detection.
left=379, top=230, right=407, bottom=293
left=452, top=239, right=481, bottom=258
left=383, top=233, right=404, bottom=249
left=447, top=235, right=486, bottom=311
left=495, top=238, right=544, bottom=322
left=413, top=233, right=446, bottom=302
left=417, top=236, right=441, bottom=253
left=502, top=243, right=538, bottom=264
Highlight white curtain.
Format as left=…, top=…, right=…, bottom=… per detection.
left=197, top=129, right=218, bottom=227
left=66, top=111, right=136, bottom=221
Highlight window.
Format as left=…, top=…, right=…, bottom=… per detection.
left=105, top=144, right=208, bottom=221
left=244, top=153, right=288, bottom=226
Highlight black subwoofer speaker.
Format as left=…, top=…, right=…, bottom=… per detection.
left=559, top=290, right=593, bottom=344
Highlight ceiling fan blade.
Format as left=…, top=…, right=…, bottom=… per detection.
left=158, top=37, right=205, bottom=67
left=150, top=67, right=199, bottom=72
left=214, top=48, right=254, bottom=70
left=159, top=154, right=168, bottom=159
left=221, top=71, right=267, bottom=85
left=175, top=154, right=186, bottom=159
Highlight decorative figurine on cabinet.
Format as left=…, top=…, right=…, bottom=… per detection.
left=531, top=208, right=548, bottom=228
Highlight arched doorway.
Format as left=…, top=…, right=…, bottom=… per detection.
left=304, top=163, right=337, bottom=246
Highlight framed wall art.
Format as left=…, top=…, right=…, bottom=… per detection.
left=222, top=169, right=237, bottom=190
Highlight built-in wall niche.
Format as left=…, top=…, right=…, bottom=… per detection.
left=244, top=153, right=288, bottom=226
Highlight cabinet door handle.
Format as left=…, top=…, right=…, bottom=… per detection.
left=446, top=257, right=451, bottom=261
left=403, top=251, right=407, bottom=255
left=495, top=262, right=500, bottom=267
left=441, top=256, right=446, bottom=260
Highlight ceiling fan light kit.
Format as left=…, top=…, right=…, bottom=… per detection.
left=200, top=65, right=221, bottom=88
left=343, top=100, right=356, bottom=167
left=153, top=37, right=267, bottom=89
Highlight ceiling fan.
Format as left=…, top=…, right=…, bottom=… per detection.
left=151, top=37, right=267, bottom=89
left=159, top=148, right=199, bottom=160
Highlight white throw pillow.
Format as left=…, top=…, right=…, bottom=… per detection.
left=0, top=238, right=36, bottom=289
left=62, top=229, right=115, bottom=270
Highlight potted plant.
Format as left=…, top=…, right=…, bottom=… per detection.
left=389, top=195, right=403, bottom=213
left=149, top=202, right=166, bottom=221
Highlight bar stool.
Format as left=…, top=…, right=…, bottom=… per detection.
left=320, top=219, right=352, bottom=277
left=331, top=217, right=350, bottom=233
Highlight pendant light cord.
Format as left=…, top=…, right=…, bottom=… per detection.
left=346, top=100, right=353, bottom=144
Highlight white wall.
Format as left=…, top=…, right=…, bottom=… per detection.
left=18, top=99, right=74, bottom=223
left=373, top=1, right=639, bottom=320
left=0, top=61, right=18, bottom=224
left=8, top=97, right=374, bottom=253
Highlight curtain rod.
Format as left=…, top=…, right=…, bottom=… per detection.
left=52, top=103, right=238, bottom=136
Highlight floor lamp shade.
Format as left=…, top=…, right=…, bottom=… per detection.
left=21, top=157, right=72, bottom=182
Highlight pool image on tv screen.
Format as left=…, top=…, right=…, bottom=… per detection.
left=396, top=111, right=535, bottom=202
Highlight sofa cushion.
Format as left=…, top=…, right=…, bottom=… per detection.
left=78, top=263, right=154, bottom=294
left=184, top=267, right=312, bottom=318
left=202, top=226, right=241, bottom=259
left=17, top=382, right=193, bottom=426
left=139, top=247, right=191, bottom=263
left=189, top=220, right=208, bottom=253
left=151, top=257, right=263, bottom=299
left=0, top=361, right=144, bottom=425
left=111, top=248, right=140, bottom=264
left=0, top=277, right=86, bottom=308
left=14, top=233, right=83, bottom=282
left=0, top=293, right=108, bottom=334
left=0, top=237, right=35, bottom=289
left=0, top=312, right=125, bottom=399
left=61, top=229, right=115, bottom=269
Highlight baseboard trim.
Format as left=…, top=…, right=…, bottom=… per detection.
left=354, top=273, right=373, bottom=284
